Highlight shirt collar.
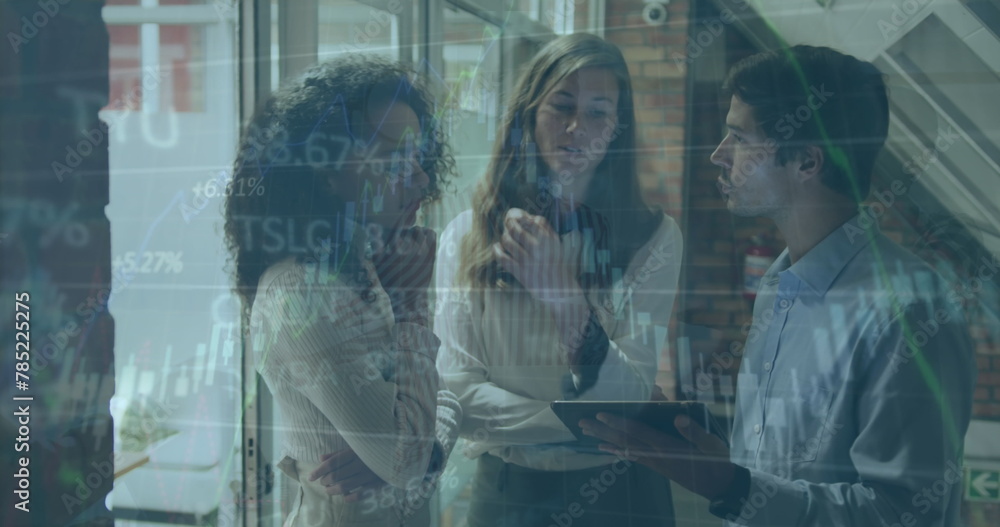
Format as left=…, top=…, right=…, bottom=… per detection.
left=784, top=214, right=878, bottom=295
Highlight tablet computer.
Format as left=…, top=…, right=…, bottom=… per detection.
left=550, top=400, right=730, bottom=452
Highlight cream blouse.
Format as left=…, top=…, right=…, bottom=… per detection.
left=249, top=252, right=462, bottom=491
left=434, top=210, right=683, bottom=471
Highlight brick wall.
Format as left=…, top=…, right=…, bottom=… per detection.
left=604, top=0, right=688, bottom=219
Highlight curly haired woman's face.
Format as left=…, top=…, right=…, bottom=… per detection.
left=534, top=67, right=619, bottom=207
left=331, top=100, right=430, bottom=232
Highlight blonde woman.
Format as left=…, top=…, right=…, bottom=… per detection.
left=435, top=34, right=682, bottom=527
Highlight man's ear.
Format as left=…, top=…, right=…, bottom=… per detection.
left=796, top=145, right=824, bottom=182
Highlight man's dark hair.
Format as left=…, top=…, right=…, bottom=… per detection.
left=723, top=45, right=889, bottom=202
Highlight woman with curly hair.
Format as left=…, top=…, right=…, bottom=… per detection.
left=223, top=54, right=461, bottom=526
left=435, top=34, right=681, bottom=526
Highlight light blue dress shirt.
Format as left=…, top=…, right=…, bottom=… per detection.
left=727, top=216, right=977, bottom=526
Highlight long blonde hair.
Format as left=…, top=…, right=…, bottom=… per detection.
left=459, top=33, right=659, bottom=291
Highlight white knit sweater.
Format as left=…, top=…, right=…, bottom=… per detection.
left=249, top=253, right=462, bottom=494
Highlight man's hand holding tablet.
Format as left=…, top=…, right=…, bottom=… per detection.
left=550, top=400, right=728, bottom=447
left=581, top=409, right=738, bottom=499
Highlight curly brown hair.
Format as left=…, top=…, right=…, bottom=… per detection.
left=223, top=54, right=455, bottom=315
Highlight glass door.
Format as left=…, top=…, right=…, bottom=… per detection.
left=101, top=1, right=242, bottom=526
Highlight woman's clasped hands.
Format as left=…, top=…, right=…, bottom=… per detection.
left=493, top=207, right=583, bottom=304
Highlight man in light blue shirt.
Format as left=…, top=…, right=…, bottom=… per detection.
left=581, top=45, right=976, bottom=526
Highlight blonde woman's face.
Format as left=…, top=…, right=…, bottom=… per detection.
left=533, top=67, right=619, bottom=207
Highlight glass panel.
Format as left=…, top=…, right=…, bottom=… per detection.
left=421, top=8, right=502, bottom=232
left=540, top=0, right=576, bottom=34
left=268, top=1, right=401, bottom=88
left=108, top=24, right=207, bottom=113
left=516, top=0, right=541, bottom=21
left=318, top=0, right=400, bottom=61
left=507, top=0, right=584, bottom=29
left=107, top=0, right=215, bottom=5
left=102, top=7, right=242, bottom=526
